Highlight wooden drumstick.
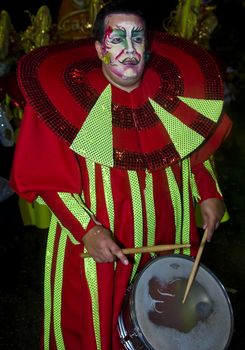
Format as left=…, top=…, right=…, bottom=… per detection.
left=80, top=243, right=191, bottom=258
left=182, top=229, right=208, bottom=303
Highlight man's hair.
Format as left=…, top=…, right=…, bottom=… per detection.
left=92, top=1, right=146, bottom=42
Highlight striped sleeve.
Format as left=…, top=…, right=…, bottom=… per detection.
left=38, top=191, right=98, bottom=243
left=191, top=157, right=223, bottom=203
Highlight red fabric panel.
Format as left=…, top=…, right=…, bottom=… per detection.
left=151, top=40, right=205, bottom=98
left=61, top=239, right=97, bottom=349
left=10, top=104, right=81, bottom=201
left=94, top=164, right=110, bottom=228
left=113, top=123, right=171, bottom=152
left=153, top=168, right=177, bottom=245
left=37, top=45, right=94, bottom=128
left=188, top=185, right=200, bottom=256
left=191, top=113, right=232, bottom=166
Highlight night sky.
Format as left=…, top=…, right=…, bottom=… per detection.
left=0, top=0, right=185, bottom=31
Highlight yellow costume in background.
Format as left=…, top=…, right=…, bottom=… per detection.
left=18, top=197, right=51, bottom=229
left=57, top=0, right=106, bottom=41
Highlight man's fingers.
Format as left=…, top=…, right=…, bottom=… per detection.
left=203, top=221, right=216, bottom=242
left=92, top=242, right=129, bottom=264
left=84, top=228, right=129, bottom=264
left=215, top=221, right=221, bottom=229
left=111, top=245, right=128, bottom=265
left=202, top=213, right=220, bottom=241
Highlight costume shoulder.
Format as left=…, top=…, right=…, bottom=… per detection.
left=148, top=31, right=224, bottom=102
left=17, top=38, right=101, bottom=146
left=10, top=104, right=82, bottom=201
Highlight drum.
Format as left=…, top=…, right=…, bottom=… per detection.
left=118, top=255, right=234, bottom=350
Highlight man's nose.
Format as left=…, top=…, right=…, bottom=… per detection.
left=125, top=39, right=135, bottom=54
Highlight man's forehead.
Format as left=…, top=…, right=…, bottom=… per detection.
left=104, top=13, right=145, bottom=29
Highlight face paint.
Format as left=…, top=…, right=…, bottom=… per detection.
left=100, top=14, right=146, bottom=90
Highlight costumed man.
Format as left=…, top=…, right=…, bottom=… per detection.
left=10, top=2, right=232, bottom=349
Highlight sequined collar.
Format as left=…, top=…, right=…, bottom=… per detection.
left=18, top=33, right=224, bottom=171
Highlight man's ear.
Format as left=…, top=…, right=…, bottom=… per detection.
left=95, top=41, right=103, bottom=60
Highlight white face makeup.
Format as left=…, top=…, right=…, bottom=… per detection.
left=96, top=13, right=146, bottom=91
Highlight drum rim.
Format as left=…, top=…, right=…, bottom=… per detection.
left=128, top=254, right=234, bottom=350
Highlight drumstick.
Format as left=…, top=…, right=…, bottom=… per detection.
left=182, top=229, right=208, bottom=303
left=80, top=243, right=191, bottom=258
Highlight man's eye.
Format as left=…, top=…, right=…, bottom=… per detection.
left=133, top=36, right=143, bottom=44
left=110, top=37, right=123, bottom=44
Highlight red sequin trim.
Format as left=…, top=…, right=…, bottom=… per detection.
left=18, top=42, right=86, bottom=144
left=114, top=144, right=179, bottom=171
left=64, top=59, right=100, bottom=112
left=190, top=115, right=215, bottom=137
left=153, top=32, right=223, bottom=99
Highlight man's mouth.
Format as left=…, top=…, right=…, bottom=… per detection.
left=120, top=57, right=139, bottom=65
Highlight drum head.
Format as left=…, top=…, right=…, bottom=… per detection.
left=132, top=255, right=233, bottom=350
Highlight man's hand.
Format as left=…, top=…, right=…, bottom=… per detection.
left=199, top=198, right=226, bottom=241
left=82, top=225, right=129, bottom=265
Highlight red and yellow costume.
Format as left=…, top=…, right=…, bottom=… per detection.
left=10, top=32, right=231, bottom=350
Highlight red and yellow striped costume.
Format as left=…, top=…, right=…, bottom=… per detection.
left=10, top=32, right=231, bottom=349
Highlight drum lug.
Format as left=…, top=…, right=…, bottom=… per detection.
left=130, top=330, right=139, bottom=338
left=120, top=334, right=134, bottom=350
left=120, top=333, right=146, bottom=350
left=121, top=334, right=131, bottom=344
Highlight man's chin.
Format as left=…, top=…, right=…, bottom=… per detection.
left=122, top=68, right=138, bottom=79
left=103, top=65, right=143, bottom=90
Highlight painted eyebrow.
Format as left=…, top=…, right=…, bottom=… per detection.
left=132, top=26, right=144, bottom=35
left=111, top=26, right=126, bottom=36
left=109, top=25, right=144, bottom=39
left=132, top=26, right=144, bottom=32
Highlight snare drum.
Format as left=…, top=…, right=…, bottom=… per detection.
left=118, top=255, right=233, bottom=350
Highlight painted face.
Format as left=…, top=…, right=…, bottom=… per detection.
left=97, top=13, right=146, bottom=90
